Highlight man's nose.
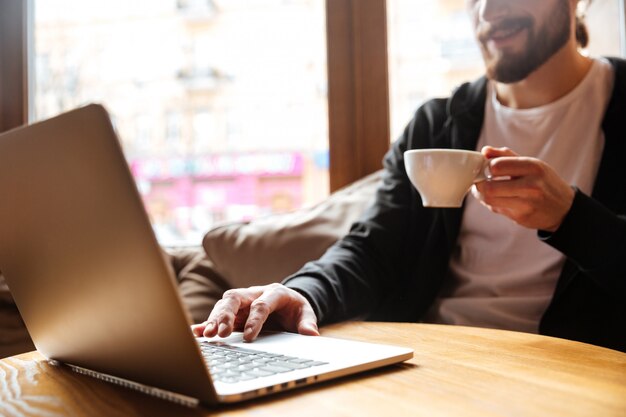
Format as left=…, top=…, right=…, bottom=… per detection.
left=476, top=0, right=512, bottom=23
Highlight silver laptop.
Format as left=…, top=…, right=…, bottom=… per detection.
left=0, top=104, right=413, bottom=407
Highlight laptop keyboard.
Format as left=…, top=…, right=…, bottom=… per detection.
left=199, top=341, right=328, bottom=384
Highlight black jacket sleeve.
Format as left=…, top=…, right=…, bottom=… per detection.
left=282, top=100, right=449, bottom=324
left=539, top=189, right=626, bottom=297
left=282, top=131, right=414, bottom=323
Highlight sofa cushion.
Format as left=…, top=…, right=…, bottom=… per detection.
left=167, top=248, right=231, bottom=323
left=202, top=170, right=382, bottom=289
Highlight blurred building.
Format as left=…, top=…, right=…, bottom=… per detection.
left=34, top=0, right=329, bottom=245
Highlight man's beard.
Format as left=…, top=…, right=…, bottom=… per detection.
left=478, top=1, right=571, bottom=83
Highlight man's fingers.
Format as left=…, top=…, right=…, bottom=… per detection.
left=191, top=323, right=207, bottom=337
left=478, top=176, right=543, bottom=200
left=210, top=291, right=242, bottom=337
left=481, top=146, right=518, bottom=159
left=296, top=302, right=320, bottom=336
left=488, top=157, right=544, bottom=178
left=193, top=284, right=320, bottom=343
left=191, top=319, right=218, bottom=337
left=480, top=196, right=525, bottom=211
left=243, top=285, right=286, bottom=342
left=202, top=288, right=261, bottom=338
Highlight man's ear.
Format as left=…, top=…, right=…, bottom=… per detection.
left=573, top=0, right=591, bottom=49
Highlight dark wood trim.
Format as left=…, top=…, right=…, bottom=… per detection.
left=326, top=0, right=390, bottom=192
left=0, top=0, right=28, bottom=133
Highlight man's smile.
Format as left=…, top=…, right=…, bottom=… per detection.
left=479, top=19, right=532, bottom=51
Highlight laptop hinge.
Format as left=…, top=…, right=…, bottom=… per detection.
left=50, top=360, right=200, bottom=408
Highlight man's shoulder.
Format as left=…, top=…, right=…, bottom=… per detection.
left=601, top=57, right=626, bottom=136
left=397, top=76, right=487, bottom=150
left=413, top=76, right=488, bottom=123
left=604, top=56, right=626, bottom=72
left=449, top=76, right=488, bottom=117
left=604, top=57, right=626, bottom=95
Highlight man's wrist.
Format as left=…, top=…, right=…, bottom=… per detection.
left=538, top=188, right=625, bottom=269
left=282, top=276, right=328, bottom=324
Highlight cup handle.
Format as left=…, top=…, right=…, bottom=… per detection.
left=473, top=158, right=491, bottom=183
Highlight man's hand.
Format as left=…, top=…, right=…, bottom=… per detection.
left=472, top=146, right=575, bottom=232
left=191, top=283, right=320, bottom=342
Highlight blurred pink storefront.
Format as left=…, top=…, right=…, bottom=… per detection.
left=130, top=152, right=306, bottom=241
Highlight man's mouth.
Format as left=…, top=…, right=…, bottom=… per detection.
left=479, top=19, right=532, bottom=46
left=489, top=23, right=526, bottom=41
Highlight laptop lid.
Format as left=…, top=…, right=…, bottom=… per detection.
left=0, top=104, right=218, bottom=404
left=0, top=104, right=413, bottom=406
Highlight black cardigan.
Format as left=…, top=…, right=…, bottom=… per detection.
left=284, top=58, right=626, bottom=352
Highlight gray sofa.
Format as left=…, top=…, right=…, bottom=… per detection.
left=0, top=171, right=381, bottom=358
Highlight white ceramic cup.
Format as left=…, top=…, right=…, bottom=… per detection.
left=404, top=149, right=488, bottom=208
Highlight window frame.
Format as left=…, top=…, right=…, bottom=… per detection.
left=326, top=0, right=390, bottom=191
left=0, top=0, right=28, bottom=133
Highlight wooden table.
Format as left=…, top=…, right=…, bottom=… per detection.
left=1, top=322, right=625, bottom=417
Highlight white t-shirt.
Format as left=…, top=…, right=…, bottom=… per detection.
left=425, top=58, right=615, bottom=333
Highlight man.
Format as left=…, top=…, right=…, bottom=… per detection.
left=193, top=0, right=626, bottom=351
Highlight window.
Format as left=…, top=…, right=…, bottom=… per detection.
left=31, top=0, right=329, bottom=246
left=387, top=0, right=484, bottom=142
left=585, top=0, right=623, bottom=57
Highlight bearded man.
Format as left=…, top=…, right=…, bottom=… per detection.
left=195, top=0, right=626, bottom=352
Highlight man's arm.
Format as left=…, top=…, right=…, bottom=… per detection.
left=193, top=98, right=451, bottom=341
left=281, top=101, right=453, bottom=324
left=192, top=134, right=415, bottom=341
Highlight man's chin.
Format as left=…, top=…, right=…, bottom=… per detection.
left=484, top=56, right=535, bottom=84
left=488, top=69, right=528, bottom=84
